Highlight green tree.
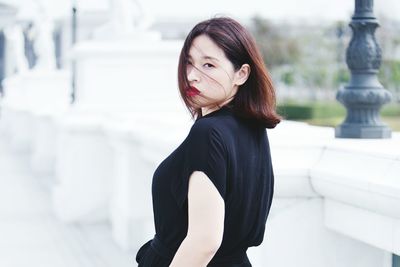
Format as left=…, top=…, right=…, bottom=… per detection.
left=250, top=16, right=301, bottom=69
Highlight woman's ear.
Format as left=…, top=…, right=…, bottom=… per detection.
left=234, top=64, right=251, bottom=86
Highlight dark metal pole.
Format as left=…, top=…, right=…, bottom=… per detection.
left=394, top=254, right=400, bottom=267
left=0, top=31, right=5, bottom=97
left=70, top=1, right=77, bottom=104
left=335, top=0, right=392, bottom=138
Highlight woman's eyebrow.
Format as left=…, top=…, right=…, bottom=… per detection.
left=188, top=55, right=220, bottom=62
left=203, top=56, right=219, bottom=62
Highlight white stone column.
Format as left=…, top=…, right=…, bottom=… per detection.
left=1, top=70, right=70, bottom=154
left=51, top=36, right=184, bottom=223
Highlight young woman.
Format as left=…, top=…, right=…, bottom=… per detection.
left=135, top=16, right=281, bottom=267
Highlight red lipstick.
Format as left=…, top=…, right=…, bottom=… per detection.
left=186, top=86, right=201, bottom=97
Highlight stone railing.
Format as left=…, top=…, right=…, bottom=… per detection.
left=1, top=102, right=399, bottom=266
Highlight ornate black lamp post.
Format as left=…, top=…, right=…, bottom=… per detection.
left=335, top=0, right=392, bottom=138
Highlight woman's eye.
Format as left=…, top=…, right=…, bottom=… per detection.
left=204, top=63, right=214, bottom=68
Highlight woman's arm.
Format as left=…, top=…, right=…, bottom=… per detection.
left=169, top=171, right=225, bottom=267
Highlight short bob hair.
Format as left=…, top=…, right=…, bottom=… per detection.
left=177, top=16, right=281, bottom=129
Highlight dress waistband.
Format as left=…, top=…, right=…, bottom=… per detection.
left=150, top=235, right=248, bottom=265
left=150, top=235, right=175, bottom=260
left=208, top=249, right=248, bottom=265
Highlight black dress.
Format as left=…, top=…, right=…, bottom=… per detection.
left=135, top=105, right=274, bottom=267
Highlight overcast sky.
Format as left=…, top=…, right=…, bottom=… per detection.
left=5, top=0, right=400, bottom=23
left=79, top=0, right=400, bottom=22
left=143, top=0, right=398, bottom=22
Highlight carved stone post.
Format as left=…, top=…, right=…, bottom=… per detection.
left=335, top=0, right=392, bottom=138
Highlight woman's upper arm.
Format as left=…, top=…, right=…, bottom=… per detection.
left=172, top=121, right=228, bottom=209
left=186, top=170, right=225, bottom=251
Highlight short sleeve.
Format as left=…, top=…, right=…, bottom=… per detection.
left=171, top=121, right=228, bottom=209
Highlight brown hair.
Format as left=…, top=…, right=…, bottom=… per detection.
left=177, top=16, right=281, bottom=129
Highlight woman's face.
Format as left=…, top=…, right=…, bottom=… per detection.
left=185, top=34, right=249, bottom=114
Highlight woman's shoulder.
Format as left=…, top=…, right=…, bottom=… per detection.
left=186, top=116, right=240, bottom=155
left=190, top=114, right=235, bottom=139
left=188, top=117, right=224, bottom=141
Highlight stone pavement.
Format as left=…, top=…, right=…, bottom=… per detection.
left=0, top=133, right=135, bottom=267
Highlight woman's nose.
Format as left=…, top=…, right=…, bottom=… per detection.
left=187, top=65, right=200, bottom=83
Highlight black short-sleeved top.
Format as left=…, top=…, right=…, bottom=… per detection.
left=135, top=105, right=274, bottom=267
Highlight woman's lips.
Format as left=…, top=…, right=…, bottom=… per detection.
left=186, top=86, right=201, bottom=97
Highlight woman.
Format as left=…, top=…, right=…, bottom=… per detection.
left=136, top=16, right=281, bottom=267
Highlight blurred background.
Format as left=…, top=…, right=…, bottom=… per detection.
left=1, top=0, right=399, bottom=128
